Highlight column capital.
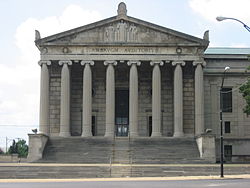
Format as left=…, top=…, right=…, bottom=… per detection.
left=104, top=60, right=117, bottom=66
left=172, top=61, right=185, bottom=66
left=59, top=60, right=72, bottom=66
left=38, top=60, right=51, bottom=66
left=81, top=60, right=94, bottom=66
left=127, top=61, right=141, bottom=66
left=193, top=60, right=206, bottom=67
left=150, top=61, right=164, bottom=66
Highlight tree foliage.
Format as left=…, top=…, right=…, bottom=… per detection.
left=8, top=139, right=28, bottom=157
left=239, top=66, right=250, bottom=115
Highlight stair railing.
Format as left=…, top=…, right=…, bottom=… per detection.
left=109, top=156, right=112, bottom=177
left=128, top=130, right=132, bottom=177
left=110, top=130, right=116, bottom=177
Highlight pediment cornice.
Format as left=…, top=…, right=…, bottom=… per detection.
left=35, top=5, right=209, bottom=50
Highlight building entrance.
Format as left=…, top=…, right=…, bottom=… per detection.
left=115, top=90, right=129, bottom=136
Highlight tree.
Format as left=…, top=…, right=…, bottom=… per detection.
left=239, top=66, right=250, bottom=115
left=8, top=139, right=28, bottom=157
left=8, top=140, right=18, bottom=154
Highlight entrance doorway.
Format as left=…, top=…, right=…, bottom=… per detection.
left=115, top=90, right=129, bottom=136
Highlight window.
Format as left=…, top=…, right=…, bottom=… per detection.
left=148, top=116, right=152, bottom=137
left=92, top=116, right=96, bottom=136
left=221, top=88, right=232, bottom=112
left=224, top=145, right=232, bottom=162
left=225, top=121, right=231, bottom=133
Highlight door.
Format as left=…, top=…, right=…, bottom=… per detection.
left=115, top=90, right=129, bottom=136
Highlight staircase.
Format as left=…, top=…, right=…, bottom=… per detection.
left=112, top=137, right=131, bottom=164
left=131, top=137, right=208, bottom=164
left=38, top=137, right=209, bottom=164
left=5, top=137, right=219, bottom=178
left=38, top=137, right=113, bottom=163
left=110, top=137, right=132, bottom=177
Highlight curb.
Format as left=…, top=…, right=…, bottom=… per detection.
left=0, top=174, right=250, bottom=183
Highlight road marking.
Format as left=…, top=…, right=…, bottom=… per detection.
left=0, top=174, right=249, bottom=183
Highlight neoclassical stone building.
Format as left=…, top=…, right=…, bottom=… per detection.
left=29, top=2, right=250, bottom=162
left=36, top=2, right=209, bottom=138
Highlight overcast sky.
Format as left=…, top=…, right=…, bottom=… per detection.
left=0, top=0, right=250, bottom=149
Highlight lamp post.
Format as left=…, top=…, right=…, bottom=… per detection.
left=220, top=66, right=230, bottom=178
left=216, top=16, right=250, bottom=32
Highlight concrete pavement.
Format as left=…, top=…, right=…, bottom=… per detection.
left=1, top=163, right=250, bottom=167
left=0, top=174, right=250, bottom=183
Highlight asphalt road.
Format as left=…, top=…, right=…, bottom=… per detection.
left=0, top=179, right=250, bottom=188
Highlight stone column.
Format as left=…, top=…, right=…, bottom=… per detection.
left=81, top=61, right=94, bottom=137
left=193, top=61, right=206, bottom=135
left=150, top=61, right=164, bottom=137
left=128, top=61, right=141, bottom=137
left=59, top=60, right=72, bottom=137
left=38, top=60, right=51, bottom=135
left=104, top=61, right=117, bottom=137
left=172, top=61, right=185, bottom=137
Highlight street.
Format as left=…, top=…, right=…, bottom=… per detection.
left=0, top=179, right=250, bottom=188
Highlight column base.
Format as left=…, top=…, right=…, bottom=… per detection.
left=129, top=132, right=139, bottom=138
left=104, top=132, right=114, bottom=138
left=59, top=132, right=71, bottom=137
left=151, top=132, right=162, bottom=137
left=81, top=132, right=93, bottom=137
left=173, top=132, right=184, bottom=137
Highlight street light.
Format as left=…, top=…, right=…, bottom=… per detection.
left=220, top=66, right=230, bottom=178
left=216, top=16, right=250, bottom=32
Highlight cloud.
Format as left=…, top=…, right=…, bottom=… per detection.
left=189, top=0, right=250, bottom=23
left=0, top=4, right=102, bottom=143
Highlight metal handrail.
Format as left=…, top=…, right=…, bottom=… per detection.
left=109, top=156, right=112, bottom=177
left=128, top=130, right=132, bottom=177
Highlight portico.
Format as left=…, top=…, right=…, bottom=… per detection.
left=36, top=2, right=209, bottom=138
left=38, top=58, right=206, bottom=138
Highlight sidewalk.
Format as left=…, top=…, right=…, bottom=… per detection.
left=1, top=163, right=250, bottom=167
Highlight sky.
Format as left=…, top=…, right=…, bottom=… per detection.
left=0, top=0, right=250, bottom=150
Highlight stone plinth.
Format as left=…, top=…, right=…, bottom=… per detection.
left=196, top=134, right=216, bottom=162
left=27, top=134, right=48, bottom=162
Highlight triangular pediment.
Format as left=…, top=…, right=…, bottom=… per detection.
left=36, top=15, right=208, bottom=48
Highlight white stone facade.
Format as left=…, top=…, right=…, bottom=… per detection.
left=34, top=3, right=250, bottom=161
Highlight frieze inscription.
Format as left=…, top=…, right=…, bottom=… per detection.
left=83, top=47, right=160, bottom=54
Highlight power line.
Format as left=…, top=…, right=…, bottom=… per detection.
left=0, top=125, right=38, bottom=127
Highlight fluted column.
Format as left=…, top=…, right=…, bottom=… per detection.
left=172, top=61, right=185, bottom=137
left=81, top=61, right=94, bottom=137
left=150, top=61, right=164, bottom=137
left=59, top=60, right=72, bottom=137
left=128, top=61, right=141, bottom=137
left=38, top=60, right=51, bottom=135
left=104, top=61, right=117, bottom=137
left=193, top=61, right=206, bottom=135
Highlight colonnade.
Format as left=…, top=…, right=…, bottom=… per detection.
left=38, top=60, right=206, bottom=137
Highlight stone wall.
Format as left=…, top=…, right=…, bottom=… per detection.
left=204, top=58, right=250, bottom=138
left=183, top=62, right=195, bottom=135
left=92, top=61, right=106, bottom=136
left=49, top=62, right=61, bottom=136
left=70, top=63, right=83, bottom=136
left=138, top=61, right=152, bottom=136
left=0, top=154, right=19, bottom=162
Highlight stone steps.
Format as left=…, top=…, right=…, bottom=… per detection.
left=38, top=137, right=210, bottom=164
left=1, top=164, right=250, bottom=178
